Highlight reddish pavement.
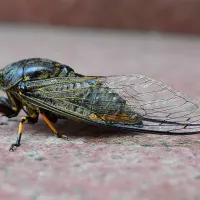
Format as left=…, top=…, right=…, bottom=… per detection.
left=0, top=24, right=200, bottom=200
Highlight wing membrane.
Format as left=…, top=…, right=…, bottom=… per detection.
left=19, top=74, right=200, bottom=133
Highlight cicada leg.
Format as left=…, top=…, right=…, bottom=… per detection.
left=40, top=113, right=68, bottom=140
left=9, top=116, right=38, bottom=151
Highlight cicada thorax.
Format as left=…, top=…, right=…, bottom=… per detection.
left=1, top=58, right=74, bottom=90
left=22, top=58, right=74, bottom=81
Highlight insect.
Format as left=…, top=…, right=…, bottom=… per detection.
left=0, top=58, right=200, bottom=151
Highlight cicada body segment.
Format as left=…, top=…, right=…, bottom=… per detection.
left=1, top=58, right=75, bottom=90
left=23, top=58, right=74, bottom=81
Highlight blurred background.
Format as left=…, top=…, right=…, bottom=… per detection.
left=1, top=0, right=200, bottom=34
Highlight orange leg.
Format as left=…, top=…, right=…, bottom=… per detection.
left=9, top=116, right=37, bottom=151
left=41, top=113, right=67, bottom=139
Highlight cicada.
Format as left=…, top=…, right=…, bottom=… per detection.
left=0, top=58, right=200, bottom=151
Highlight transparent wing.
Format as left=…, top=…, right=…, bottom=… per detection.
left=20, top=74, right=200, bottom=134
left=100, top=74, right=200, bottom=133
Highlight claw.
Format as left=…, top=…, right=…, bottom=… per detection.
left=57, top=133, right=69, bottom=140
left=9, top=143, right=20, bottom=152
left=61, top=134, right=69, bottom=140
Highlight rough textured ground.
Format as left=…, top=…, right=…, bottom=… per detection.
left=0, top=24, right=200, bottom=200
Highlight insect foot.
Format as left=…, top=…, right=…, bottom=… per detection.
left=9, top=143, right=20, bottom=152
left=57, top=133, right=70, bottom=141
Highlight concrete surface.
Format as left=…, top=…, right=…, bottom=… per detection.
left=0, top=24, right=200, bottom=200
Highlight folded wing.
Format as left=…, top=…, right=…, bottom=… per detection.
left=20, top=74, right=200, bottom=133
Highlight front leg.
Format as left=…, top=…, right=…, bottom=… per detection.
left=9, top=116, right=38, bottom=151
